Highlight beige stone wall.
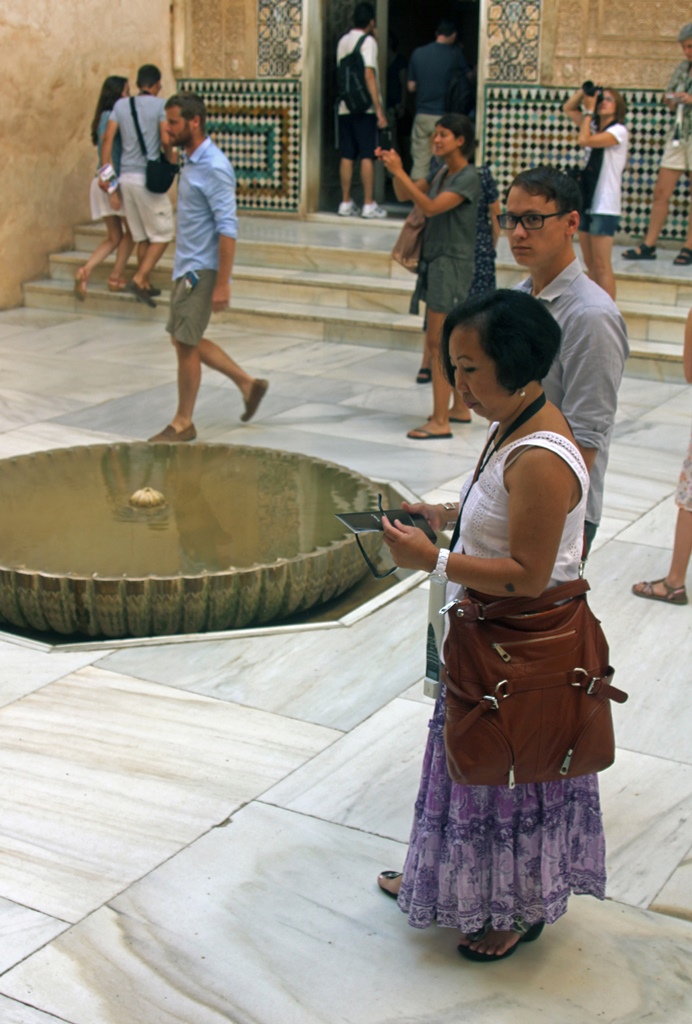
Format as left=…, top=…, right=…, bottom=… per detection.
left=540, top=0, right=691, bottom=88
left=0, top=1, right=173, bottom=309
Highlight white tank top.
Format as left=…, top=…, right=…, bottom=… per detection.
left=453, top=430, right=589, bottom=589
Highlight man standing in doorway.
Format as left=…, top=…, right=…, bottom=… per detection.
left=503, top=166, right=629, bottom=549
left=336, top=2, right=388, bottom=219
left=408, top=19, right=471, bottom=181
left=101, top=64, right=174, bottom=306
left=148, top=94, right=268, bottom=443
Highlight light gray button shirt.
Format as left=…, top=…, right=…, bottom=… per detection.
left=516, top=258, right=629, bottom=525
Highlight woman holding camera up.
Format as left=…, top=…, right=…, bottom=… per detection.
left=563, top=84, right=628, bottom=299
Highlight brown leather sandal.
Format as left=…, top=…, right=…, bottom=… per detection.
left=631, top=578, right=688, bottom=605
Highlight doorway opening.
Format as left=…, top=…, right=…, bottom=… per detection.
left=318, top=1, right=480, bottom=215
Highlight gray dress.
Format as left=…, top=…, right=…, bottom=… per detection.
left=411, top=163, right=480, bottom=315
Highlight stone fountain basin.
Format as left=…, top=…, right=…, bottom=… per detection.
left=0, top=443, right=384, bottom=638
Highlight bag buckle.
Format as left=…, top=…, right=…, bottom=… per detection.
left=482, top=695, right=499, bottom=710
left=571, top=667, right=599, bottom=693
left=494, top=679, right=509, bottom=699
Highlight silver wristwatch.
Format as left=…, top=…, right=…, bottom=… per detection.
left=430, top=548, right=450, bottom=583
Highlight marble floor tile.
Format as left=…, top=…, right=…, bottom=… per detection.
left=100, top=587, right=429, bottom=731
left=0, top=642, right=103, bottom=708
left=1, top=802, right=689, bottom=1024
left=599, top=749, right=692, bottom=908
left=0, top=994, right=70, bottom=1024
left=585, top=539, right=691, bottom=764
left=651, top=841, right=692, bottom=920
left=261, top=697, right=429, bottom=840
left=0, top=422, right=130, bottom=459
left=0, top=666, right=338, bottom=921
left=615, top=494, right=679, bottom=548
left=250, top=340, right=388, bottom=376
left=0, top=387, right=88, bottom=433
left=0, top=898, right=68, bottom=974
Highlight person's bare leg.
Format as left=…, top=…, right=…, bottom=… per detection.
left=643, top=168, right=683, bottom=247
left=340, top=158, right=354, bottom=203
left=109, top=223, right=135, bottom=287
left=170, top=339, right=202, bottom=431
left=132, top=241, right=168, bottom=290
left=76, top=216, right=122, bottom=292
left=361, top=158, right=374, bottom=206
left=587, top=234, right=616, bottom=300
left=636, top=508, right=692, bottom=597
left=197, top=336, right=255, bottom=400
left=579, top=230, right=594, bottom=278
left=409, top=310, right=454, bottom=436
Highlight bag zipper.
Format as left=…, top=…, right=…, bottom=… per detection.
left=492, top=630, right=577, bottom=663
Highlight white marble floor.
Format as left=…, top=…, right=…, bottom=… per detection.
left=0, top=307, right=691, bottom=1023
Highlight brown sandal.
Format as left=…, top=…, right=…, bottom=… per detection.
left=631, top=578, right=688, bottom=605
left=108, top=276, right=128, bottom=292
left=74, top=268, right=88, bottom=300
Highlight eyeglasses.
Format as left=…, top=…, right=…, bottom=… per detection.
left=498, top=212, right=566, bottom=231
left=355, top=494, right=399, bottom=580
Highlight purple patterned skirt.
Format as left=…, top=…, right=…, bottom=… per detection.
left=397, top=685, right=607, bottom=932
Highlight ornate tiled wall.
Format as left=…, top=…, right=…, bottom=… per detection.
left=257, top=0, right=302, bottom=77
left=487, top=0, right=542, bottom=83
left=483, top=85, right=690, bottom=239
left=178, top=78, right=301, bottom=213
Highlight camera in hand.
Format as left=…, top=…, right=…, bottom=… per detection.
left=378, top=126, right=393, bottom=150
left=582, top=80, right=604, bottom=105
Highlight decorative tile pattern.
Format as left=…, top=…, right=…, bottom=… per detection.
left=257, top=0, right=302, bottom=78
left=483, top=85, right=690, bottom=240
left=177, top=79, right=301, bottom=213
left=487, top=0, right=542, bottom=83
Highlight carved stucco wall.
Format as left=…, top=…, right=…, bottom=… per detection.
left=484, top=1, right=691, bottom=87
left=540, top=0, right=689, bottom=88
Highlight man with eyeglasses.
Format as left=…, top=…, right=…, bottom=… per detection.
left=503, top=165, right=629, bottom=550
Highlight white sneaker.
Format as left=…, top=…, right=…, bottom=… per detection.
left=361, top=202, right=388, bottom=219
left=338, top=200, right=361, bottom=217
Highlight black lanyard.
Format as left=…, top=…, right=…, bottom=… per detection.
left=449, top=392, right=547, bottom=551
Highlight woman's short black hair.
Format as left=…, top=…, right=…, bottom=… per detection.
left=441, top=290, right=562, bottom=392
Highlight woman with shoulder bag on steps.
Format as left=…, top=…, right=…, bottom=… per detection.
left=377, top=114, right=480, bottom=439
left=376, top=290, right=609, bottom=962
left=74, top=76, right=135, bottom=300
left=563, top=85, right=628, bottom=299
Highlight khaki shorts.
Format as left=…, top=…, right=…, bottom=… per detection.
left=410, top=113, right=440, bottom=181
left=166, top=269, right=217, bottom=347
left=119, top=172, right=174, bottom=243
left=660, top=136, right=692, bottom=172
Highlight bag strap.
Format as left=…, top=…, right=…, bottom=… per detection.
left=130, top=97, right=148, bottom=159
left=454, top=578, right=590, bottom=622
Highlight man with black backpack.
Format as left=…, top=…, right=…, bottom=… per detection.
left=408, top=19, right=472, bottom=180
left=336, top=2, right=388, bottom=218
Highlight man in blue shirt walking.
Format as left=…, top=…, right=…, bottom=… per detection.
left=149, top=93, right=268, bottom=442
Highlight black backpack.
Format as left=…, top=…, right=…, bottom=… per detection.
left=445, top=63, right=473, bottom=116
left=337, top=34, right=371, bottom=114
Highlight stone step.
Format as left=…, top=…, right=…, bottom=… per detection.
left=49, top=251, right=414, bottom=316
left=45, top=248, right=690, bottom=350
left=22, top=277, right=687, bottom=381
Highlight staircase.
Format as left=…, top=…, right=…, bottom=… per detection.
left=23, top=216, right=690, bottom=381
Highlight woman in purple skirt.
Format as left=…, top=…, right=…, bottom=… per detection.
left=378, top=290, right=606, bottom=962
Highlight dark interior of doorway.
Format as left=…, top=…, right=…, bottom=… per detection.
left=319, top=1, right=480, bottom=215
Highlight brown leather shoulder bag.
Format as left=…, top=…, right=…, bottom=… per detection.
left=442, top=579, right=628, bottom=789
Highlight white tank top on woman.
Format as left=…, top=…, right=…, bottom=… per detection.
left=452, top=430, right=589, bottom=591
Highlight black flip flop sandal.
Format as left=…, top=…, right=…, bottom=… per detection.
left=673, top=247, right=692, bottom=266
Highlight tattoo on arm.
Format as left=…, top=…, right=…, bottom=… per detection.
left=505, top=583, right=516, bottom=592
